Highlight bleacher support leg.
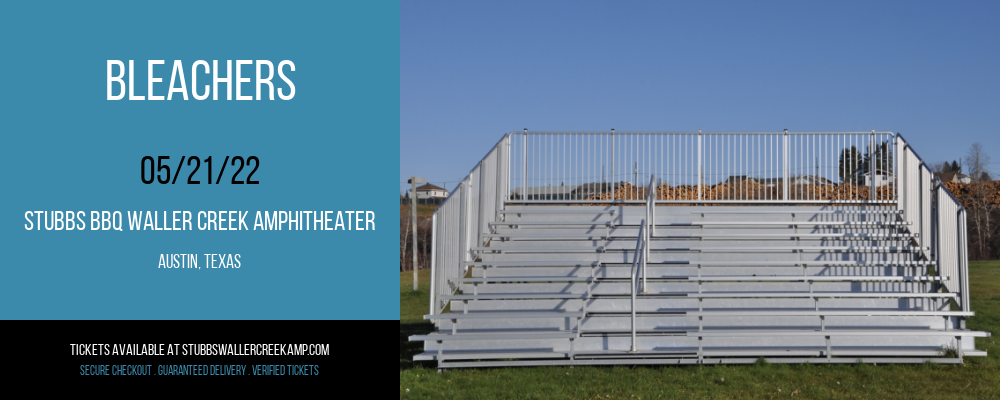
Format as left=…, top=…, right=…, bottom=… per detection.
left=826, top=336, right=832, bottom=359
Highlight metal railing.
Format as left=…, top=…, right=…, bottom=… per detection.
left=894, top=134, right=969, bottom=308
left=508, top=131, right=897, bottom=204
left=936, top=181, right=971, bottom=311
left=897, top=134, right=935, bottom=259
left=643, top=174, right=655, bottom=290
left=629, top=222, right=646, bottom=353
left=629, top=175, right=656, bottom=352
left=429, top=135, right=510, bottom=314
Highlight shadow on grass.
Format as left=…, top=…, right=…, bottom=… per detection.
left=400, top=321, right=436, bottom=370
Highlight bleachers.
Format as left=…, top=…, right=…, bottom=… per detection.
left=411, top=131, right=988, bottom=368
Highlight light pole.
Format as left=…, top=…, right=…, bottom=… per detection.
left=408, top=177, right=425, bottom=291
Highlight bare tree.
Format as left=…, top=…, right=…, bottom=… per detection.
left=965, top=143, right=996, bottom=259
left=932, top=161, right=953, bottom=174
left=400, top=203, right=436, bottom=271
left=418, top=216, right=433, bottom=271
left=400, top=205, right=411, bottom=271
left=966, top=143, right=991, bottom=180
left=932, top=160, right=965, bottom=174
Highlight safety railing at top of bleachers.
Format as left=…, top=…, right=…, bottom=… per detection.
left=429, top=134, right=511, bottom=315
left=507, top=131, right=898, bottom=204
left=936, top=180, right=971, bottom=311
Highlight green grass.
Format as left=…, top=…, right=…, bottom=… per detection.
left=401, top=269, right=435, bottom=370
left=400, top=261, right=1000, bottom=399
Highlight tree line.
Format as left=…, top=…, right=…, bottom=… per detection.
left=940, top=143, right=997, bottom=260
left=838, top=141, right=893, bottom=184
left=400, top=205, right=433, bottom=272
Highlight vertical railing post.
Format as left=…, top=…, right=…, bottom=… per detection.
left=924, top=165, right=932, bottom=258
left=429, top=212, right=438, bottom=315
left=651, top=174, right=656, bottom=237
left=503, top=134, right=509, bottom=206
left=919, top=165, right=926, bottom=252
left=458, top=179, right=468, bottom=267
left=630, top=252, right=636, bottom=353
left=477, top=161, right=486, bottom=247
left=893, top=132, right=899, bottom=202
left=783, top=129, right=789, bottom=201
left=920, top=175, right=928, bottom=262
left=467, top=178, right=475, bottom=260
left=869, top=130, right=875, bottom=201
left=638, top=191, right=652, bottom=293
left=522, top=129, right=527, bottom=202
left=497, top=135, right=507, bottom=220
left=644, top=209, right=649, bottom=291
left=643, top=174, right=655, bottom=293
left=898, top=136, right=906, bottom=220
left=959, top=208, right=970, bottom=311
left=697, top=130, right=702, bottom=201
left=630, top=223, right=644, bottom=353
left=928, top=181, right=944, bottom=285
left=412, top=178, right=420, bottom=291
left=611, top=129, right=616, bottom=200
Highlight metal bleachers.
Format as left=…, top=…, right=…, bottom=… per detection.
left=411, top=131, right=988, bottom=369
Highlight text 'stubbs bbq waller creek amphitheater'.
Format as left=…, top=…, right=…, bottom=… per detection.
left=410, top=131, right=989, bottom=369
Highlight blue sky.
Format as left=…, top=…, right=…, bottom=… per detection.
left=401, top=1, right=1000, bottom=193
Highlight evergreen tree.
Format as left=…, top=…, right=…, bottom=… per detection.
left=839, top=146, right=864, bottom=184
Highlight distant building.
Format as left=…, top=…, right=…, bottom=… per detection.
left=756, top=178, right=782, bottom=188
left=859, top=169, right=895, bottom=187
left=571, top=182, right=623, bottom=198
left=407, top=183, right=449, bottom=204
left=744, top=176, right=832, bottom=187
left=512, top=184, right=578, bottom=200
left=934, top=171, right=972, bottom=184
left=724, top=175, right=752, bottom=185
left=509, top=182, right=628, bottom=200
left=789, top=175, right=833, bottom=186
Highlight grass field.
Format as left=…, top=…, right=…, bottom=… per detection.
left=400, top=261, right=1000, bottom=399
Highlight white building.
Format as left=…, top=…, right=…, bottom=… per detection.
left=934, top=172, right=972, bottom=184
left=861, top=170, right=895, bottom=186
left=788, top=175, right=833, bottom=186
left=512, top=184, right=579, bottom=200
left=408, top=183, right=449, bottom=201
